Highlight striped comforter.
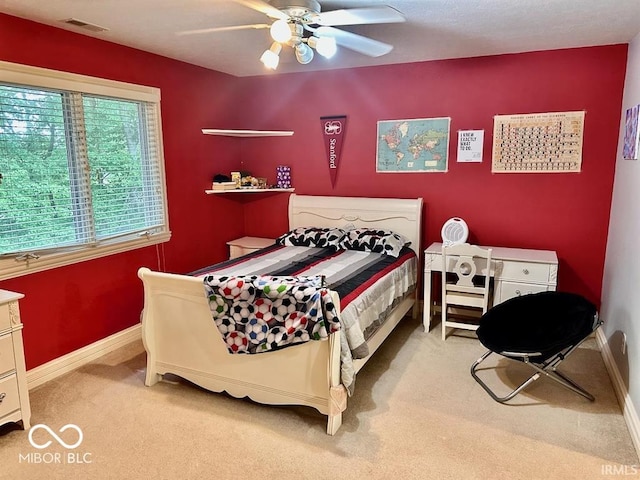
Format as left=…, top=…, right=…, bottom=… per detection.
left=192, top=244, right=417, bottom=394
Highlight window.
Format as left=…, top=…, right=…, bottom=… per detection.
left=0, top=61, right=170, bottom=280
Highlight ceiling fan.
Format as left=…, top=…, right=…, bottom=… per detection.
left=177, top=0, right=406, bottom=70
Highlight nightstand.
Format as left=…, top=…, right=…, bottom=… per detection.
left=227, top=236, right=275, bottom=259
left=0, top=290, right=31, bottom=430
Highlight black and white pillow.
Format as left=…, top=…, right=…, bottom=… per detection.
left=338, top=228, right=410, bottom=257
left=276, top=227, right=345, bottom=249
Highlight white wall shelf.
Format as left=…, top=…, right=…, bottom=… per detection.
left=202, top=129, right=294, bottom=137
left=205, top=188, right=295, bottom=195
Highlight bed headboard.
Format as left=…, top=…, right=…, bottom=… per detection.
left=288, top=194, right=423, bottom=255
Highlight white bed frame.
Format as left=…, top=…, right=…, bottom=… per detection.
left=138, top=194, right=423, bottom=434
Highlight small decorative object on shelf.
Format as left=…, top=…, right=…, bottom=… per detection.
left=231, top=171, right=241, bottom=188
left=212, top=173, right=234, bottom=190
left=276, top=165, right=292, bottom=189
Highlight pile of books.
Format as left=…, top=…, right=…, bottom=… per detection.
left=211, top=181, right=237, bottom=191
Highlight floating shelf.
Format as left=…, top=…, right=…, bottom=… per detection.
left=202, top=129, right=294, bottom=137
left=205, top=188, right=295, bottom=195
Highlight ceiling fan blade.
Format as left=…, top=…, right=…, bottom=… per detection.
left=176, top=24, right=270, bottom=36
left=233, top=0, right=289, bottom=20
left=314, top=26, right=393, bottom=57
left=316, top=6, right=406, bottom=26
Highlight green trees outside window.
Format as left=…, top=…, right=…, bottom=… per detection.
left=0, top=84, right=165, bottom=256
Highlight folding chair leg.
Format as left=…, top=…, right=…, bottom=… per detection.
left=470, top=351, right=541, bottom=404
left=528, top=363, right=595, bottom=402
left=471, top=350, right=596, bottom=403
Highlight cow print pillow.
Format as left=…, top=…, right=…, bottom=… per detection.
left=276, top=227, right=346, bottom=249
left=338, top=228, right=410, bottom=257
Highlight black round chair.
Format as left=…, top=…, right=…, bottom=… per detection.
left=470, top=291, right=602, bottom=403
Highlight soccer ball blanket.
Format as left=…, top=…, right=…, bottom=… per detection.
left=203, top=274, right=340, bottom=354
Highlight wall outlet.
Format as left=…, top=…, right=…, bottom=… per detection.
left=622, top=333, right=627, bottom=355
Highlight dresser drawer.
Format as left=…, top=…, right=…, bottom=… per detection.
left=0, top=303, right=10, bottom=331
left=0, top=374, right=20, bottom=418
left=498, top=281, right=550, bottom=304
left=0, top=334, right=15, bottom=377
left=499, top=261, right=552, bottom=283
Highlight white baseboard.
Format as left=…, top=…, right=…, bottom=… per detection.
left=26, top=324, right=142, bottom=390
left=596, top=328, right=640, bottom=460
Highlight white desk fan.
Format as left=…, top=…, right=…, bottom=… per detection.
left=441, top=217, right=469, bottom=246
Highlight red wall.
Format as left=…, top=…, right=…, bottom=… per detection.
left=0, top=13, right=627, bottom=369
left=0, top=14, right=246, bottom=368
left=236, top=46, right=627, bottom=307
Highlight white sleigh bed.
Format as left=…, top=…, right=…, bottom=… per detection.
left=138, top=194, right=423, bottom=434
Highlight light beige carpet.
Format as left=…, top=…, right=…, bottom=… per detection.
left=0, top=316, right=638, bottom=480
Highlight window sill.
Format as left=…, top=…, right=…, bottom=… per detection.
left=0, top=231, right=171, bottom=281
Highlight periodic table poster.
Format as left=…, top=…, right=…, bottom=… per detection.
left=491, top=111, right=585, bottom=173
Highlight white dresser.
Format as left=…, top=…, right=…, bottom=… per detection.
left=423, top=242, right=558, bottom=332
left=0, top=290, right=31, bottom=429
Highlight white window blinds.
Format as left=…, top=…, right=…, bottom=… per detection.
left=0, top=61, right=169, bottom=279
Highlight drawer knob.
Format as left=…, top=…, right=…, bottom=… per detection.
left=0, top=392, right=5, bottom=403
left=522, top=269, right=529, bottom=275
left=515, top=290, right=521, bottom=296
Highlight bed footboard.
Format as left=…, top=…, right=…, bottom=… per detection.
left=138, top=267, right=346, bottom=434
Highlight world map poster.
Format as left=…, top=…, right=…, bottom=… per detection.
left=376, top=117, right=451, bottom=172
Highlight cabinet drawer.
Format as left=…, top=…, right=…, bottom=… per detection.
left=0, top=304, right=10, bottom=331
left=0, top=334, right=15, bottom=377
left=499, top=261, right=552, bottom=283
left=498, top=281, right=550, bottom=304
left=0, top=374, right=20, bottom=418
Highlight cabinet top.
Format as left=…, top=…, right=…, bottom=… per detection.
left=0, top=289, right=24, bottom=304
left=202, top=129, right=294, bottom=137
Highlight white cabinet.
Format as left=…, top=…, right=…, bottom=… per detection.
left=0, top=290, right=31, bottom=429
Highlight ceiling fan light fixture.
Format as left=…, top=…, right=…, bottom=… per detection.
left=195, top=0, right=404, bottom=71
left=269, top=19, right=291, bottom=43
left=260, top=42, right=282, bottom=70
left=310, top=35, right=337, bottom=59
left=295, top=43, right=314, bottom=64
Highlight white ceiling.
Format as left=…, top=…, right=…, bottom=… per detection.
left=2, top=0, right=640, bottom=77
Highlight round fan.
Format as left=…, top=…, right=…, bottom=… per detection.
left=441, top=218, right=469, bottom=246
